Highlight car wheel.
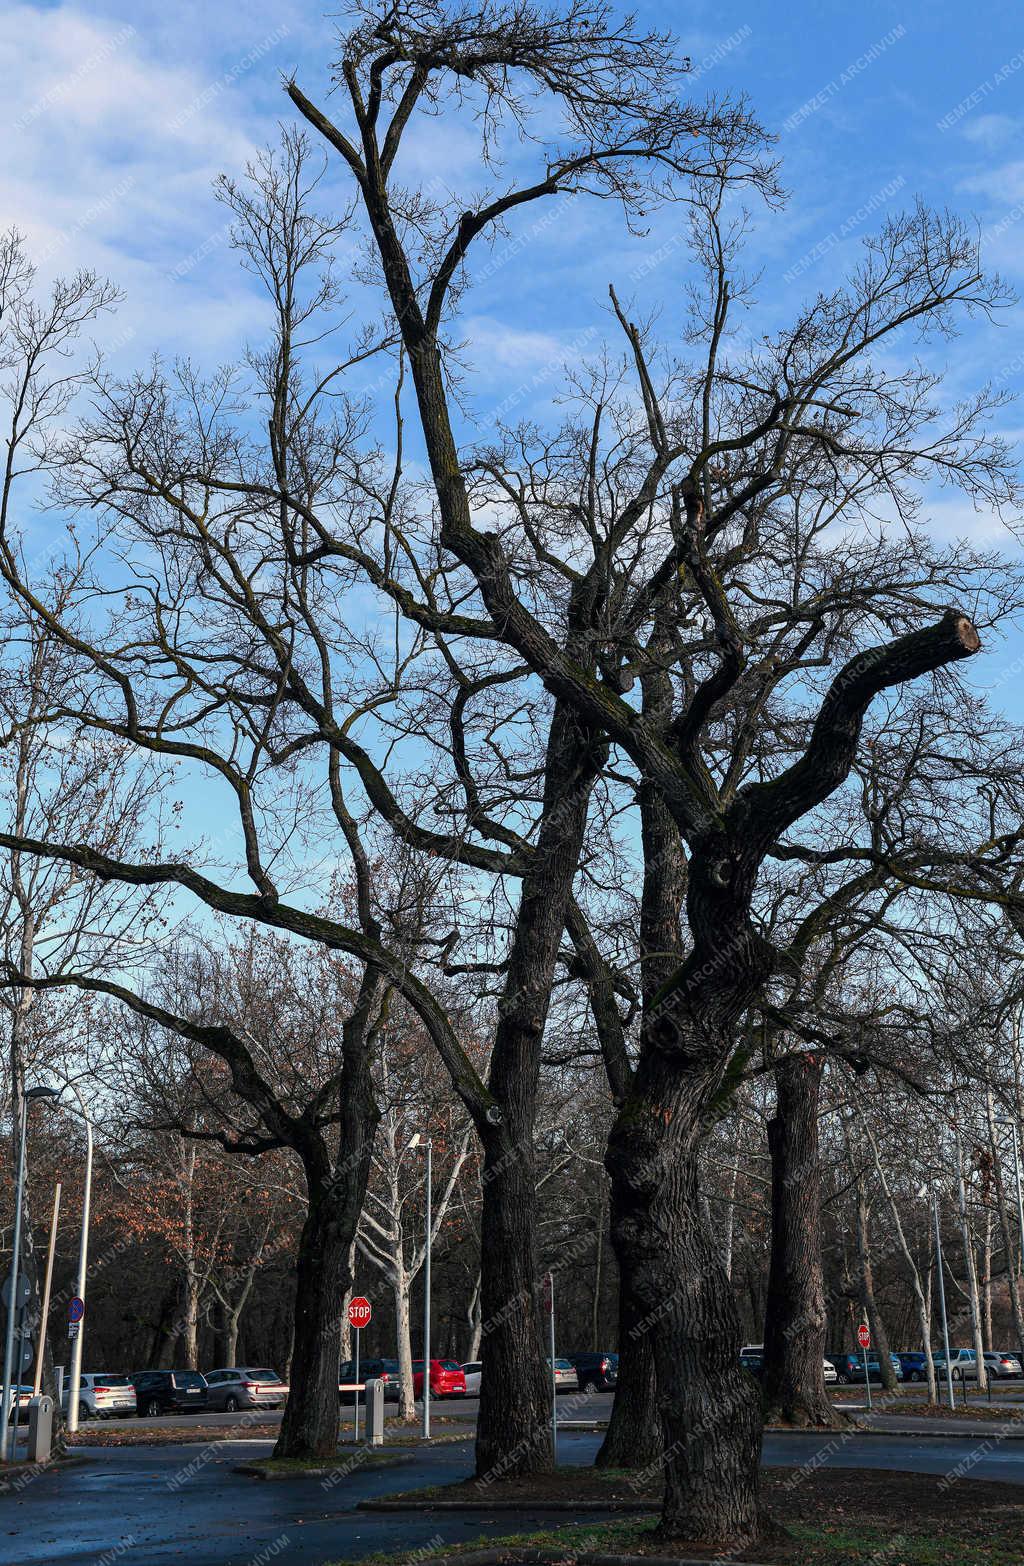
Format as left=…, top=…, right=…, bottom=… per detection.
left=78, top=1401, right=90, bottom=1422
left=581, top=1378, right=598, bottom=1394
left=145, top=1398, right=162, bottom=1418
left=953, top=1368, right=963, bottom=1382
left=910, top=1370, right=922, bottom=1382
left=225, top=1395, right=239, bottom=1412
left=838, top=1373, right=849, bottom=1385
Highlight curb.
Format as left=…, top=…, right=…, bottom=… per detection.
left=765, top=1424, right=1024, bottom=1441
left=408, top=1551, right=772, bottom=1566
left=358, top=1499, right=657, bottom=1513
left=235, top=1454, right=413, bottom=1480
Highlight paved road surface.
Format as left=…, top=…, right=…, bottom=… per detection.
left=3, top=1426, right=1024, bottom=1566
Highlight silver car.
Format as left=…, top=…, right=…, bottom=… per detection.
left=984, top=1350, right=1023, bottom=1379
left=461, top=1361, right=482, bottom=1396
left=60, top=1373, right=137, bottom=1421
left=548, top=1358, right=580, bottom=1393
left=204, top=1368, right=288, bottom=1411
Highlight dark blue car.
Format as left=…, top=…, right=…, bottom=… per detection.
left=896, top=1351, right=932, bottom=1383
left=829, top=1352, right=903, bottom=1385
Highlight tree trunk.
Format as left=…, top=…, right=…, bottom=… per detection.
left=475, top=700, right=603, bottom=1480
left=954, top=1122, right=988, bottom=1391
left=275, top=968, right=381, bottom=1459
left=988, top=1094, right=1024, bottom=1361
left=855, top=1179, right=897, bottom=1392
left=596, top=1281, right=659, bottom=1469
left=598, top=768, right=683, bottom=1473
left=856, top=1103, right=936, bottom=1404
left=393, top=1265, right=416, bottom=1422
left=476, top=1128, right=551, bottom=1479
left=606, top=1045, right=764, bottom=1550
left=466, top=1270, right=482, bottom=1363
left=274, top=1187, right=350, bottom=1459
left=761, top=1052, right=833, bottom=1427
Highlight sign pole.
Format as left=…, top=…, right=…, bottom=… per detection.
left=548, top=1271, right=557, bottom=1458
left=354, top=1326, right=361, bottom=1443
left=33, top=1184, right=61, bottom=1397
left=346, top=1297, right=372, bottom=1442
left=858, top=1322, right=872, bottom=1411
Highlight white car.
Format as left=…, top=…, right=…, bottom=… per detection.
left=61, top=1373, right=137, bottom=1421
left=823, top=1358, right=837, bottom=1384
left=461, top=1361, right=481, bottom=1396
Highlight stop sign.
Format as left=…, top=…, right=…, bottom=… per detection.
left=857, top=1322, right=870, bottom=1349
left=348, top=1296, right=372, bottom=1329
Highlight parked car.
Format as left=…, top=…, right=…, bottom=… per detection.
left=566, top=1353, right=618, bottom=1393
left=411, top=1359, right=466, bottom=1398
left=895, top=1352, right=933, bottom=1383
left=461, top=1361, right=481, bottom=1396
left=741, top=1350, right=836, bottom=1384
left=130, top=1370, right=209, bottom=1417
left=204, top=1368, right=288, bottom=1411
left=984, top=1350, right=1023, bottom=1379
left=933, top=1348, right=980, bottom=1382
left=4, top=1385, right=33, bottom=1424
left=548, top=1358, right=579, bottom=1393
left=60, top=1373, right=136, bottom=1421
left=338, top=1358, right=404, bottom=1403
left=828, top=1353, right=904, bottom=1385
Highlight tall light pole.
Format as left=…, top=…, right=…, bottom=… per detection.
left=994, top=1117, right=1024, bottom=1284
left=62, top=1084, right=94, bottom=1436
left=920, top=1184, right=955, bottom=1412
left=408, top=1132, right=433, bottom=1440
left=1, top=1085, right=59, bottom=1461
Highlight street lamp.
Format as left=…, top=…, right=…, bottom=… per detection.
left=1, top=1085, right=59, bottom=1461
left=994, top=1117, right=1024, bottom=1343
left=408, top=1132, right=433, bottom=1440
left=53, top=1083, right=94, bottom=1436
left=918, top=1183, right=955, bottom=1412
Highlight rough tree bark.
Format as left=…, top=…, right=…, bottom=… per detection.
left=275, top=974, right=381, bottom=1460
left=761, top=1051, right=834, bottom=1427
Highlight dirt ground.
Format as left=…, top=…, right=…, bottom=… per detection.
left=384, top=1464, right=1024, bottom=1564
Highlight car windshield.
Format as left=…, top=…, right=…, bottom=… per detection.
left=554, top=1359, right=573, bottom=1369
left=248, top=1370, right=279, bottom=1382
left=93, top=1375, right=131, bottom=1386
left=440, top=1360, right=461, bottom=1370
left=172, top=1373, right=205, bottom=1389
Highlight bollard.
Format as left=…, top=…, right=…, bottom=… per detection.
left=365, top=1378, right=385, bottom=1447
left=27, top=1395, right=54, bottom=1464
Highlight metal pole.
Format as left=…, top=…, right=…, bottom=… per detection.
left=1010, top=1124, right=1024, bottom=1309
left=933, top=1191, right=955, bottom=1411
left=0, top=1105, right=30, bottom=1462
left=862, top=1334, right=872, bottom=1412
left=354, top=1327, right=361, bottom=1443
left=66, top=1094, right=93, bottom=1436
left=33, top=1184, right=61, bottom=1397
left=548, top=1271, right=557, bottom=1457
left=422, top=1138, right=432, bottom=1442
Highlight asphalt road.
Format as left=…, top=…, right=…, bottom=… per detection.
left=3, top=1421, right=1024, bottom=1566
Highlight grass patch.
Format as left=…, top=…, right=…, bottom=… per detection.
left=237, top=1451, right=410, bottom=1480
left=337, top=1466, right=1024, bottom=1564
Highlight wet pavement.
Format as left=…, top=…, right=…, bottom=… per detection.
left=1, top=1423, right=1024, bottom=1566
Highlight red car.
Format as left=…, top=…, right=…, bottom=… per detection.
left=412, top=1358, right=466, bottom=1398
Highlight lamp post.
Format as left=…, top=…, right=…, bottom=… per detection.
left=994, top=1117, right=1024, bottom=1283
left=408, top=1132, right=433, bottom=1440
left=1, top=1085, right=59, bottom=1461
left=60, top=1084, right=94, bottom=1436
left=920, top=1184, right=955, bottom=1412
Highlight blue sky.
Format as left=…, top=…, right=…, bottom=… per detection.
left=6, top=0, right=1024, bottom=725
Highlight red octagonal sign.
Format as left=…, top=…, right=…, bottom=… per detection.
left=348, top=1296, right=372, bottom=1329
left=857, top=1322, right=870, bottom=1349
